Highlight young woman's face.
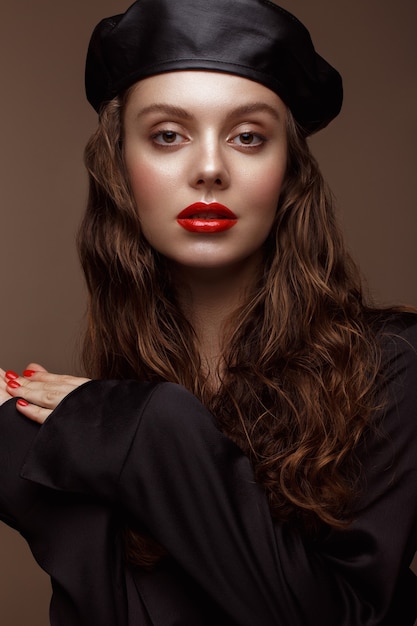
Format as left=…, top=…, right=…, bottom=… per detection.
left=123, top=71, right=287, bottom=274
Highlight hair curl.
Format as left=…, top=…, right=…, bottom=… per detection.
left=79, top=93, right=386, bottom=566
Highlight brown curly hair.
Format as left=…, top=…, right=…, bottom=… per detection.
left=78, top=91, right=385, bottom=566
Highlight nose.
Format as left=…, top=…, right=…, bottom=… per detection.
left=189, top=133, right=230, bottom=191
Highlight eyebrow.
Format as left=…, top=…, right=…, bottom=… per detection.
left=227, top=102, right=282, bottom=122
left=135, top=101, right=282, bottom=122
left=136, top=103, right=195, bottom=120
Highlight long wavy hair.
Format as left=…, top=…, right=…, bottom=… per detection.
left=79, top=90, right=386, bottom=566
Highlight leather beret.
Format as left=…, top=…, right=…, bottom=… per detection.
left=85, top=0, right=343, bottom=134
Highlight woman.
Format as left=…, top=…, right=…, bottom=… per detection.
left=0, top=0, right=416, bottom=624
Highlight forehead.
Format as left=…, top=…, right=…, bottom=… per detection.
left=125, top=70, right=287, bottom=118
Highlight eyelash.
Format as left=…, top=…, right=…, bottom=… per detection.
left=228, top=132, right=266, bottom=148
left=150, top=129, right=267, bottom=149
left=151, top=130, right=186, bottom=146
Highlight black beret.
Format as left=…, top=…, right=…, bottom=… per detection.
left=85, top=0, right=343, bottom=134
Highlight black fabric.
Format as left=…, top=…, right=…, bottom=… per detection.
left=1, top=312, right=417, bottom=624
left=0, top=403, right=127, bottom=625
left=85, top=0, right=343, bottom=134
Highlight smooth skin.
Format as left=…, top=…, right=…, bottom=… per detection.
left=0, top=71, right=288, bottom=421
left=0, top=365, right=89, bottom=423
left=124, top=71, right=287, bottom=274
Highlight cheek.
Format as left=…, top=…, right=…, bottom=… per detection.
left=248, top=160, right=286, bottom=214
left=125, top=154, right=178, bottom=208
left=239, top=144, right=287, bottom=197
left=127, top=162, right=160, bottom=205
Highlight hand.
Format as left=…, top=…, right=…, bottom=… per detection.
left=0, top=368, right=13, bottom=405
left=2, top=363, right=90, bottom=424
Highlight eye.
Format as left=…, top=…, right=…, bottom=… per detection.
left=229, top=131, right=266, bottom=148
left=152, top=130, right=186, bottom=146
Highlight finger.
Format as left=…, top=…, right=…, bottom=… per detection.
left=0, top=385, right=13, bottom=405
left=0, top=368, right=16, bottom=404
left=6, top=378, right=68, bottom=409
left=4, top=369, right=19, bottom=380
left=6, top=374, right=89, bottom=410
left=0, top=369, right=12, bottom=401
left=23, top=362, right=48, bottom=377
left=22, top=370, right=85, bottom=385
left=0, top=368, right=12, bottom=386
left=15, top=399, right=52, bottom=424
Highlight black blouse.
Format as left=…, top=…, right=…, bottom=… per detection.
left=1, top=312, right=416, bottom=625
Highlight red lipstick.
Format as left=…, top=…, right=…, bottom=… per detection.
left=177, top=202, right=238, bottom=233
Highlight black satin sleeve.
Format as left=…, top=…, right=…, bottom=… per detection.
left=20, top=313, right=417, bottom=625
left=0, top=401, right=129, bottom=626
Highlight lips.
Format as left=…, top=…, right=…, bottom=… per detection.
left=177, top=202, right=238, bottom=233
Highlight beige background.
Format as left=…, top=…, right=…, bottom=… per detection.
left=0, top=0, right=416, bottom=623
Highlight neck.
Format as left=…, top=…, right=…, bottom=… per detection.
left=171, top=261, right=261, bottom=378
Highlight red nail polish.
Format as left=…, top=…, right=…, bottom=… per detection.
left=7, top=380, right=21, bottom=389
left=23, top=369, right=36, bottom=377
left=5, top=370, right=19, bottom=380
left=17, top=399, right=29, bottom=407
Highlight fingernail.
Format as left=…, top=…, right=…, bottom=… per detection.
left=17, top=399, right=29, bottom=407
left=7, top=380, right=21, bottom=389
left=23, top=370, right=36, bottom=377
left=5, top=370, right=19, bottom=380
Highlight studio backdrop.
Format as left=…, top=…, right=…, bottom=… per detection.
left=0, top=1, right=416, bottom=623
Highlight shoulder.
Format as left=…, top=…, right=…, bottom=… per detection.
left=370, top=311, right=417, bottom=437
left=378, top=309, right=417, bottom=338
left=376, top=310, right=417, bottom=371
